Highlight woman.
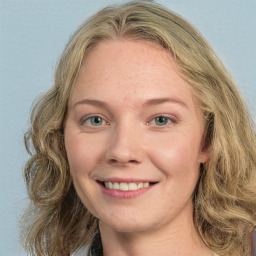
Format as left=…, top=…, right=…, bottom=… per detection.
left=22, top=1, right=256, bottom=255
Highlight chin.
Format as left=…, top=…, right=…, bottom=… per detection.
left=99, top=211, right=160, bottom=234
left=103, top=221, right=154, bottom=233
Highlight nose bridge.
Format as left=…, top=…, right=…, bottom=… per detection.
left=106, top=117, right=144, bottom=163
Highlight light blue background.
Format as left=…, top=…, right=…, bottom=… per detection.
left=1, top=1, right=255, bottom=255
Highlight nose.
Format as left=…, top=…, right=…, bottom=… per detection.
left=105, top=123, right=144, bottom=165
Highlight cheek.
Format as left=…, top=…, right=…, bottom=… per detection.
left=146, top=138, right=201, bottom=219
left=65, top=134, right=106, bottom=176
left=64, top=133, right=105, bottom=216
left=148, top=133, right=201, bottom=178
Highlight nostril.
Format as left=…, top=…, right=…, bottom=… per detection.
left=108, top=158, right=138, bottom=165
left=109, top=159, right=118, bottom=163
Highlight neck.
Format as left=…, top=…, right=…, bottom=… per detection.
left=99, top=204, right=213, bottom=256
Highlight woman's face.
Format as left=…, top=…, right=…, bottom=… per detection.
left=64, top=39, right=208, bottom=233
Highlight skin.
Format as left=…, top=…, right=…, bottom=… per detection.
left=64, top=39, right=213, bottom=256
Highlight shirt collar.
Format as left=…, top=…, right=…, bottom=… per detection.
left=89, top=231, right=103, bottom=256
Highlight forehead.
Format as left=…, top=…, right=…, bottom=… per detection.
left=69, top=39, right=199, bottom=114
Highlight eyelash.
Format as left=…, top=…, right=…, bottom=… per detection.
left=147, top=114, right=177, bottom=127
left=79, top=115, right=109, bottom=127
left=79, top=114, right=177, bottom=128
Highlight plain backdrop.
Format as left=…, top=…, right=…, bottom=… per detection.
left=1, top=0, right=256, bottom=255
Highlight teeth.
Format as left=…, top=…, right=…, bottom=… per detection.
left=128, top=183, right=137, bottom=190
left=104, top=181, right=150, bottom=190
left=120, top=182, right=128, bottom=191
left=113, top=182, right=119, bottom=189
left=143, top=182, right=149, bottom=188
left=138, top=182, right=143, bottom=189
left=108, top=182, right=113, bottom=189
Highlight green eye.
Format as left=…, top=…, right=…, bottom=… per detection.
left=86, top=116, right=104, bottom=126
left=153, top=116, right=171, bottom=126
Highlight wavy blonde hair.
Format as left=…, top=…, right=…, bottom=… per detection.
left=22, top=1, right=256, bottom=255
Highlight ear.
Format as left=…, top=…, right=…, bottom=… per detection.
left=198, top=148, right=209, bottom=163
left=198, top=133, right=210, bottom=163
left=197, top=118, right=212, bottom=163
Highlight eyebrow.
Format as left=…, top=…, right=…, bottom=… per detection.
left=73, top=99, right=108, bottom=109
left=73, top=97, right=188, bottom=109
left=142, top=97, right=188, bottom=108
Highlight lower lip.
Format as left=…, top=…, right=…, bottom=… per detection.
left=97, top=182, right=156, bottom=199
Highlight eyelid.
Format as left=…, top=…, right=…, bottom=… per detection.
left=79, top=114, right=110, bottom=126
left=147, top=114, right=177, bottom=126
left=78, top=113, right=177, bottom=128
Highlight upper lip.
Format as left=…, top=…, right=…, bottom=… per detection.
left=96, top=177, right=159, bottom=183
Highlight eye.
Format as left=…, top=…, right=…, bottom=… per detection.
left=148, top=115, right=175, bottom=127
left=81, top=115, right=107, bottom=127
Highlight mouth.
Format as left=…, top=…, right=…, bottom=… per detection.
left=97, top=180, right=158, bottom=191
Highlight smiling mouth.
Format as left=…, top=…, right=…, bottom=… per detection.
left=97, top=181, right=158, bottom=191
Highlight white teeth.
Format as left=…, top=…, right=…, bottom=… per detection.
left=137, top=182, right=143, bottom=189
left=103, top=181, right=152, bottom=190
left=128, top=183, right=137, bottom=190
left=120, top=182, right=128, bottom=191
left=113, top=182, right=119, bottom=190
left=143, top=182, right=149, bottom=188
left=108, top=182, right=113, bottom=189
